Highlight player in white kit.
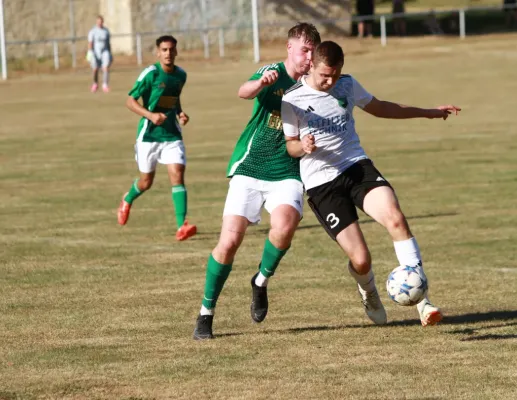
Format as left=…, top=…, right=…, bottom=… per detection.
left=281, top=41, right=461, bottom=326
left=87, top=15, right=113, bottom=93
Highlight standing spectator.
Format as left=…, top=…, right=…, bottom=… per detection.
left=356, top=0, right=375, bottom=38
left=393, top=0, right=406, bottom=36
left=504, top=0, right=517, bottom=27
left=87, top=15, right=112, bottom=93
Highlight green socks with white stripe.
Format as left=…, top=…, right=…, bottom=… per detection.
left=201, top=254, right=232, bottom=314
left=256, top=239, right=289, bottom=287
left=172, top=184, right=187, bottom=228
left=124, top=179, right=143, bottom=204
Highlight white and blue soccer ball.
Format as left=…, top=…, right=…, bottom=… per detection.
left=386, top=265, right=428, bottom=306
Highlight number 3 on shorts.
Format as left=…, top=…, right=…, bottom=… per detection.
left=326, top=213, right=340, bottom=229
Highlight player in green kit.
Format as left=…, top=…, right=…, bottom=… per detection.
left=117, top=35, right=197, bottom=241
left=193, top=23, right=321, bottom=340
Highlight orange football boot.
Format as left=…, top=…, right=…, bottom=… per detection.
left=117, top=194, right=131, bottom=225
left=176, top=221, right=197, bottom=241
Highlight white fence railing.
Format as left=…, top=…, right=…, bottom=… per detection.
left=1, top=3, right=517, bottom=80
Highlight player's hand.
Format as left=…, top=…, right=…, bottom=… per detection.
left=427, top=105, right=461, bottom=120
left=302, top=134, right=317, bottom=154
left=86, top=50, right=94, bottom=62
left=178, top=111, right=189, bottom=126
left=150, top=112, right=167, bottom=125
left=259, top=70, right=279, bottom=87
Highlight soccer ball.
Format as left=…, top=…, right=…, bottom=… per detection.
left=386, top=265, right=428, bottom=306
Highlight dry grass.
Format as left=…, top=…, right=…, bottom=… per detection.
left=1, top=34, right=517, bottom=399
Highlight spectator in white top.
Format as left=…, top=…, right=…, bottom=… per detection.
left=87, top=15, right=112, bottom=93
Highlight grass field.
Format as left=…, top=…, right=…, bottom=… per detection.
left=1, top=35, right=517, bottom=399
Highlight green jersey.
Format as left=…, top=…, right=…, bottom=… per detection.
left=227, top=62, right=301, bottom=182
left=128, top=62, right=187, bottom=143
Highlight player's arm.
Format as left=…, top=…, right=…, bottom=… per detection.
left=87, top=30, right=93, bottom=50
left=126, top=96, right=166, bottom=125
left=238, top=70, right=279, bottom=99
left=282, top=100, right=316, bottom=158
left=176, top=97, right=189, bottom=126
left=286, top=135, right=317, bottom=158
left=176, top=76, right=189, bottom=126
left=351, top=77, right=460, bottom=120
left=87, top=30, right=94, bottom=60
left=126, top=71, right=167, bottom=125
left=363, top=97, right=461, bottom=120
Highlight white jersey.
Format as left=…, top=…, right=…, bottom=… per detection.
left=88, top=26, right=111, bottom=57
left=281, top=75, right=373, bottom=190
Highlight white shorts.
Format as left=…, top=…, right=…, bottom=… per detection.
left=223, top=175, right=304, bottom=224
left=135, top=140, right=186, bottom=173
left=90, top=51, right=112, bottom=69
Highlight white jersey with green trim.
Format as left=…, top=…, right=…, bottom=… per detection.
left=281, top=74, right=374, bottom=190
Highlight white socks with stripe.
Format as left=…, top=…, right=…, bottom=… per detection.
left=348, top=263, right=376, bottom=293
left=393, top=237, right=421, bottom=267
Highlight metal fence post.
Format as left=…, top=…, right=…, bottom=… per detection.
left=71, top=40, right=77, bottom=68
left=251, top=0, right=260, bottom=63
left=218, top=28, right=225, bottom=58
left=136, top=33, right=142, bottom=66
left=459, top=9, right=466, bottom=39
left=68, top=0, right=77, bottom=68
left=200, top=0, right=210, bottom=59
left=53, top=40, right=59, bottom=70
left=380, top=15, right=387, bottom=47
left=203, top=32, right=210, bottom=59
left=0, top=0, right=7, bottom=79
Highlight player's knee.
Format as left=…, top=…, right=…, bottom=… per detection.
left=169, top=174, right=183, bottom=186
left=349, top=251, right=371, bottom=274
left=139, top=178, right=153, bottom=191
left=215, top=232, right=244, bottom=259
left=168, top=169, right=185, bottom=186
left=214, top=241, right=239, bottom=262
left=270, top=209, right=299, bottom=238
left=384, top=210, right=408, bottom=234
left=271, top=222, right=296, bottom=241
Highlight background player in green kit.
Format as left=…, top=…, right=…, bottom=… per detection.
left=193, top=23, right=321, bottom=340
left=117, top=35, right=197, bottom=242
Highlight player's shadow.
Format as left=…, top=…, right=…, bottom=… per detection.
left=250, top=211, right=458, bottom=235
left=370, top=309, right=517, bottom=329
left=193, top=211, right=458, bottom=238
left=215, top=310, right=517, bottom=339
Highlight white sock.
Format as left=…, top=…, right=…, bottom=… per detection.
left=394, top=238, right=433, bottom=308
left=393, top=237, right=422, bottom=267
left=255, top=272, right=269, bottom=287
left=417, top=296, right=431, bottom=312
left=348, top=263, right=376, bottom=293
left=200, top=305, right=214, bottom=316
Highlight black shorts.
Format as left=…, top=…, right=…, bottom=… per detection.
left=306, top=159, right=392, bottom=240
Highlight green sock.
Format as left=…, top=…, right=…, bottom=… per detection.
left=172, top=185, right=187, bottom=228
left=124, top=179, right=143, bottom=204
left=259, top=238, right=289, bottom=278
left=202, top=254, right=232, bottom=309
